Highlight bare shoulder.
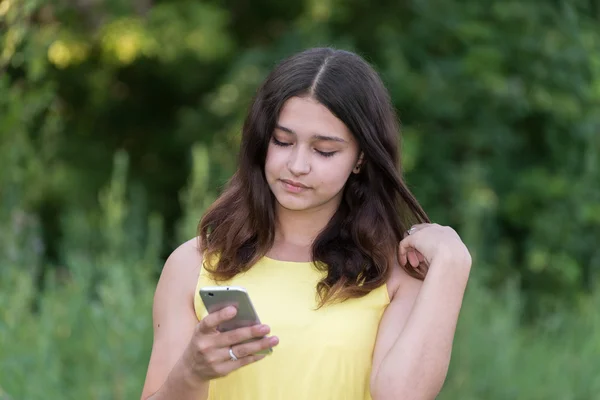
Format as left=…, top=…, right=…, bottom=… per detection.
left=155, top=237, right=203, bottom=304
left=140, top=237, right=204, bottom=399
left=386, top=260, right=424, bottom=302
left=162, top=236, right=203, bottom=277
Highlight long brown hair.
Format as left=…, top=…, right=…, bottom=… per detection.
left=199, top=48, right=430, bottom=306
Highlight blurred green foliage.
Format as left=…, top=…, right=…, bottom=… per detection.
left=1, top=0, right=600, bottom=398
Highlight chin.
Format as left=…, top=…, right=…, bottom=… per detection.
left=275, top=197, right=313, bottom=211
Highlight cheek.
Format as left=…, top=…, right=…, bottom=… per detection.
left=264, top=146, right=285, bottom=176
left=315, top=160, right=354, bottom=189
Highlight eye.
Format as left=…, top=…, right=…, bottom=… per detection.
left=316, top=150, right=337, bottom=158
left=272, top=137, right=291, bottom=147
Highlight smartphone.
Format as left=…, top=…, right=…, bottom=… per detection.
left=199, top=286, right=273, bottom=355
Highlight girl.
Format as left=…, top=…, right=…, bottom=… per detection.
left=141, top=47, right=472, bottom=400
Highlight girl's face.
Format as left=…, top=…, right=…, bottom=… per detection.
left=265, top=96, right=362, bottom=214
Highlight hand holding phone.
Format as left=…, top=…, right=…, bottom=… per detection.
left=180, top=286, right=278, bottom=382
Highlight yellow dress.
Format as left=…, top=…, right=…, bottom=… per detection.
left=193, top=256, right=390, bottom=400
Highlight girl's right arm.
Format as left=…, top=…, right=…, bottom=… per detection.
left=140, top=238, right=207, bottom=400
left=140, top=238, right=277, bottom=400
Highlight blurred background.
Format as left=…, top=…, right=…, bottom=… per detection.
left=1, top=0, right=600, bottom=398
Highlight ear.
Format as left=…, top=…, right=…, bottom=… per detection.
left=353, top=152, right=365, bottom=174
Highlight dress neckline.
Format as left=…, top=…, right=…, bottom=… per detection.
left=262, top=255, right=313, bottom=266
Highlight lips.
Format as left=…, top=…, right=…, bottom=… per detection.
left=280, top=179, right=309, bottom=189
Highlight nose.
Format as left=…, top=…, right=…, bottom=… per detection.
left=287, top=147, right=311, bottom=176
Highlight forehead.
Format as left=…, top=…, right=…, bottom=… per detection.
left=276, top=96, right=354, bottom=142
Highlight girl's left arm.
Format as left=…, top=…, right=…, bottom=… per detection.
left=370, top=224, right=472, bottom=400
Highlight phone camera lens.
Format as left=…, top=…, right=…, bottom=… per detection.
left=208, top=292, right=214, bottom=296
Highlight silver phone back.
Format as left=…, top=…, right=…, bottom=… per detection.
left=199, top=286, right=262, bottom=332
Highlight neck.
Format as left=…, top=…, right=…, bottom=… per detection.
left=274, top=203, right=338, bottom=247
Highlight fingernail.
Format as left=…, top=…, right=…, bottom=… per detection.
left=270, top=336, right=279, bottom=345
left=225, top=307, right=236, bottom=317
left=259, top=325, right=270, bottom=334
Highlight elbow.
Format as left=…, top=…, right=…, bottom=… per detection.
left=370, top=373, right=400, bottom=400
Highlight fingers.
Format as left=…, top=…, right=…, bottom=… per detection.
left=404, top=223, right=428, bottom=237
left=400, top=223, right=431, bottom=268
left=399, top=233, right=414, bottom=267
left=215, top=332, right=279, bottom=376
left=223, top=335, right=279, bottom=362
left=407, top=250, right=420, bottom=268
left=221, top=353, right=268, bottom=375
left=189, top=311, right=279, bottom=382
left=401, top=248, right=426, bottom=269
left=399, top=235, right=423, bottom=269
left=214, top=323, right=272, bottom=348
left=401, top=244, right=425, bottom=267
left=198, top=306, right=237, bottom=334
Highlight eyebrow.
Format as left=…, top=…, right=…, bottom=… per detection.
left=275, top=124, right=347, bottom=143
